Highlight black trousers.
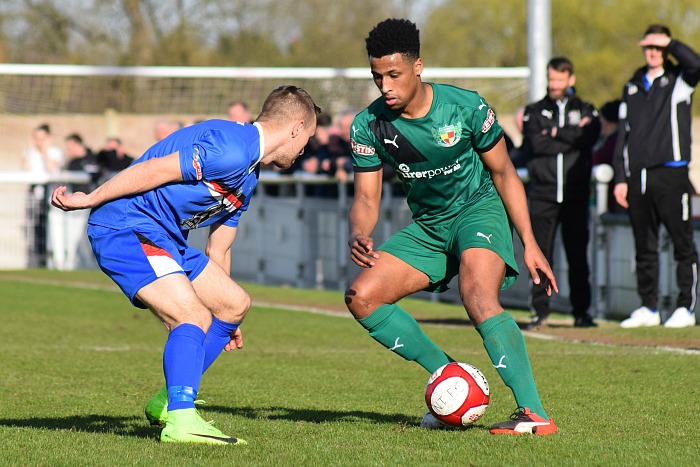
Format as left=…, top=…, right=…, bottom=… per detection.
left=529, top=198, right=591, bottom=319
left=626, top=166, right=698, bottom=310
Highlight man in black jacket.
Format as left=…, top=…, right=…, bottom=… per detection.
left=522, top=57, right=600, bottom=329
left=613, top=24, right=700, bottom=328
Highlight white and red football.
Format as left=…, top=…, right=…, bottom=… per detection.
left=425, top=362, right=490, bottom=427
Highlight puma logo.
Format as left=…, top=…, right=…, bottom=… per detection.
left=389, top=337, right=404, bottom=351
left=476, top=232, right=493, bottom=244
left=478, top=99, right=487, bottom=110
left=493, top=355, right=507, bottom=369
left=352, top=125, right=358, bottom=138
left=384, top=135, right=399, bottom=148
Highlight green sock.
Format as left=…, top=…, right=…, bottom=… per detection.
left=357, top=304, right=453, bottom=373
left=476, top=311, right=548, bottom=419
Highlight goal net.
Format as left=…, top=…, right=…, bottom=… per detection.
left=0, top=64, right=529, bottom=268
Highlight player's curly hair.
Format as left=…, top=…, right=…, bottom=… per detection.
left=365, top=18, right=420, bottom=61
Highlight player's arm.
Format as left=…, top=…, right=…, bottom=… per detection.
left=206, top=222, right=237, bottom=275
left=481, top=137, right=559, bottom=295
left=51, top=152, right=183, bottom=211
left=348, top=169, right=383, bottom=268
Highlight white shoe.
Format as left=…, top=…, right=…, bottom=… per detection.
left=620, top=306, right=660, bottom=328
left=420, top=411, right=446, bottom=429
left=664, top=307, right=696, bottom=328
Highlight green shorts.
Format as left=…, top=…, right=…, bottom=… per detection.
left=377, top=191, right=518, bottom=292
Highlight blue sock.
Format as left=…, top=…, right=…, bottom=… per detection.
left=202, top=316, right=241, bottom=372
left=163, top=323, right=205, bottom=411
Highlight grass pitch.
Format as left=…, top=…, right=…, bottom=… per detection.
left=0, top=270, right=698, bottom=466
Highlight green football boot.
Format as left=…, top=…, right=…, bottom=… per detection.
left=145, top=386, right=168, bottom=426
left=160, top=408, right=247, bottom=445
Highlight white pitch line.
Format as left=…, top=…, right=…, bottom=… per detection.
left=4, top=275, right=698, bottom=356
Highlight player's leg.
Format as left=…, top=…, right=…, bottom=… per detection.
left=191, top=258, right=250, bottom=370
left=136, top=275, right=246, bottom=445
left=345, top=250, right=453, bottom=374
left=87, top=226, right=244, bottom=444
left=89, top=226, right=211, bottom=413
left=458, top=248, right=556, bottom=435
left=146, top=250, right=251, bottom=425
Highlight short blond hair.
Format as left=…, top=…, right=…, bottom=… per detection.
left=256, top=85, right=321, bottom=127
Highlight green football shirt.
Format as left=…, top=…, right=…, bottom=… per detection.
left=351, top=83, right=504, bottom=226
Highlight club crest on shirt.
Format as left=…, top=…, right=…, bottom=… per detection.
left=431, top=122, right=462, bottom=147
left=567, top=109, right=582, bottom=126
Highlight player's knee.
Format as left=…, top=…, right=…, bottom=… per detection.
left=459, top=284, right=500, bottom=320
left=344, top=281, right=377, bottom=318
left=224, top=290, right=251, bottom=322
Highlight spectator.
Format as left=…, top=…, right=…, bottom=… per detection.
left=522, top=56, right=601, bottom=329
left=97, top=137, right=135, bottom=181
left=50, top=133, right=97, bottom=271
left=227, top=100, right=252, bottom=123
left=22, top=123, right=64, bottom=267
left=326, top=109, right=355, bottom=184
left=64, top=133, right=100, bottom=193
left=154, top=120, right=182, bottom=142
left=592, top=99, right=622, bottom=213
left=614, top=24, right=700, bottom=328
left=296, top=113, right=340, bottom=197
left=22, top=123, right=64, bottom=175
left=508, top=107, right=530, bottom=169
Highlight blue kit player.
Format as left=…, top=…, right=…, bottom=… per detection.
left=52, top=85, right=321, bottom=445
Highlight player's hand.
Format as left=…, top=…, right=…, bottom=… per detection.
left=523, top=244, right=558, bottom=296
left=349, top=234, right=379, bottom=268
left=223, top=327, right=243, bottom=351
left=51, top=185, right=91, bottom=211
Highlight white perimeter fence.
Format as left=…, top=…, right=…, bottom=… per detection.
left=3, top=166, right=699, bottom=323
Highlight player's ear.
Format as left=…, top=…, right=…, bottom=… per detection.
left=414, top=58, right=423, bottom=76
left=292, top=120, right=305, bottom=138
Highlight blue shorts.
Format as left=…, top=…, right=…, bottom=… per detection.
left=87, top=224, right=209, bottom=308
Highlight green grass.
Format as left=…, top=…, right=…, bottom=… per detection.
left=1, top=271, right=698, bottom=466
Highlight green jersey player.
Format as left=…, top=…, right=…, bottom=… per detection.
left=344, top=18, right=559, bottom=435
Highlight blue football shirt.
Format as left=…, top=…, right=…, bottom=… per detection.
left=89, top=119, right=263, bottom=245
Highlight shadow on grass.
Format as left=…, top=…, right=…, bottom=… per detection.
left=206, top=404, right=488, bottom=433
left=0, top=414, right=156, bottom=439
left=416, top=318, right=473, bottom=327
left=207, top=405, right=415, bottom=425
left=0, top=409, right=490, bottom=435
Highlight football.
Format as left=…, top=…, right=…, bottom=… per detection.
left=425, top=362, right=490, bottom=427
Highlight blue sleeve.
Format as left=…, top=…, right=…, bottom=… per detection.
left=179, top=130, right=248, bottom=182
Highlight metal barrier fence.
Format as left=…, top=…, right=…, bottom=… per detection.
left=1, top=168, right=696, bottom=321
